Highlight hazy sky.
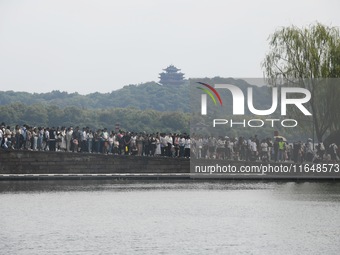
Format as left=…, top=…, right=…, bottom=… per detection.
left=0, top=0, right=339, bottom=94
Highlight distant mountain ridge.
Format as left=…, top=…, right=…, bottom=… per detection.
left=0, top=78, right=272, bottom=113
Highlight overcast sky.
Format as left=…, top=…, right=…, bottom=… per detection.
left=0, top=0, right=339, bottom=94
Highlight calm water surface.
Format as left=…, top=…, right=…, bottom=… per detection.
left=1, top=180, right=340, bottom=254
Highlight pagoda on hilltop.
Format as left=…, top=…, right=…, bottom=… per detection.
left=159, top=65, right=185, bottom=85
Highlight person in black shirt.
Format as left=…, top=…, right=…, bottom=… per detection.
left=49, top=127, right=56, bottom=152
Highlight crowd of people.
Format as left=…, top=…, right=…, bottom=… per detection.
left=0, top=122, right=339, bottom=163
left=0, top=123, right=191, bottom=158
left=190, top=135, right=339, bottom=163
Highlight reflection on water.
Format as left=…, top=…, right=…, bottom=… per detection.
left=1, top=180, right=340, bottom=254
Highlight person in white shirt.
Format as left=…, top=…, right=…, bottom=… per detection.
left=216, top=138, right=225, bottom=159
left=0, top=128, right=3, bottom=148
left=102, top=128, right=109, bottom=154
left=227, top=138, right=234, bottom=160
left=108, top=133, right=115, bottom=154
left=260, top=139, right=268, bottom=161
left=161, top=134, right=168, bottom=156
left=66, top=127, right=73, bottom=152
left=329, top=143, right=339, bottom=161
left=196, top=136, right=203, bottom=159
left=250, top=139, right=257, bottom=160
left=59, top=127, right=66, bottom=151
left=81, top=128, right=88, bottom=152
left=87, top=130, right=94, bottom=153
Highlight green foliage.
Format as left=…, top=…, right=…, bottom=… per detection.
left=0, top=103, right=190, bottom=134
left=262, top=23, right=340, bottom=141
left=263, top=23, right=340, bottom=80
left=0, top=81, right=190, bottom=112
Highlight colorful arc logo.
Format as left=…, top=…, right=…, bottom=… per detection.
left=196, top=82, right=223, bottom=106
left=196, top=82, right=223, bottom=115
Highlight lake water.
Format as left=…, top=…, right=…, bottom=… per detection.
left=1, top=180, right=340, bottom=254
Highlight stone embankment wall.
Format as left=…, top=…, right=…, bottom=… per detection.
left=1, top=151, right=338, bottom=180
left=0, top=151, right=189, bottom=174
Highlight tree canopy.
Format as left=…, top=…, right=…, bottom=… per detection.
left=0, top=82, right=191, bottom=112
left=262, top=23, right=340, bottom=141
left=0, top=103, right=190, bottom=134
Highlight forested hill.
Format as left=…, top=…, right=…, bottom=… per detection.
left=0, top=81, right=190, bottom=112
left=0, top=78, right=307, bottom=139
left=0, top=78, right=271, bottom=112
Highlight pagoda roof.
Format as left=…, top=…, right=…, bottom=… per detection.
left=163, top=65, right=180, bottom=72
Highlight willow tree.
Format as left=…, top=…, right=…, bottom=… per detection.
left=263, top=23, right=340, bottom=142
